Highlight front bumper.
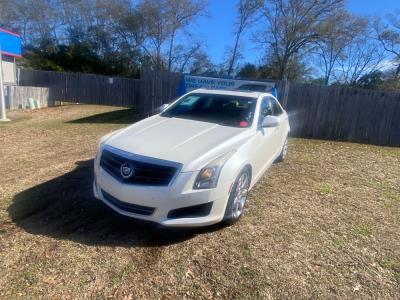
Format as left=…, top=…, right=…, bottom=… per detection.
left=93, top=164, right=229, bottom=227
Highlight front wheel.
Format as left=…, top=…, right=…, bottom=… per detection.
left=223, top=168, right=251, bottom=225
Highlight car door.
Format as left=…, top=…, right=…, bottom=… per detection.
left=270, top=97, right=289, bottom=151
left=251, top=97, right=279, bottom=181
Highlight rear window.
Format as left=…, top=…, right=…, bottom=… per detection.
left=237, top=84, right=269, bottom=92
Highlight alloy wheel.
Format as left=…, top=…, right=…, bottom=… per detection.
left=232, top=171, right=250, bottom=219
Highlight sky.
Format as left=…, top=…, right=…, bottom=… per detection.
left=194, top=0, right=400, bottom=65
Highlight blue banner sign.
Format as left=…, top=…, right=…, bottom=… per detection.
left=180, top=75, right=277, bottom=98
left=0, top=28, right=22, bottom=58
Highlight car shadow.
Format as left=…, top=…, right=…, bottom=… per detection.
left=8, top=160, right=224, bottom=247
left=67, top=108, right=141, bottom=124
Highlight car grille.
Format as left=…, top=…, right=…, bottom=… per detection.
left=101, top=189, right=155, bottom=215
left=100, top=147, right=179, bottom=186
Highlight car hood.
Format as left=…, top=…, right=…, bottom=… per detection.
left=105, top=115, right=252, bottom=172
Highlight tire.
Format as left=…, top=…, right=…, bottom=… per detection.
left=223, top=168, right=251, bottom=225
left=275, top=137, right=288, bottom=163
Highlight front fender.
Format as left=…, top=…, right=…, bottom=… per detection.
left=218, top=152, right=252, bottom=195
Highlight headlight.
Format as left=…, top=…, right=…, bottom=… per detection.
left=193, top=151, right=235, bottom=189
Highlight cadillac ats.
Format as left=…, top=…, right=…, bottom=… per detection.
left=93, top=89, right=290, bottom=227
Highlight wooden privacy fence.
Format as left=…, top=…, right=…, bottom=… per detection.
left=139, top=70, right=183, bottom=116
left=18, top=69, right=140, bottom=107
left=17, top=69, right=181, bottom=117
left=286, top=83, right=400, bottom=146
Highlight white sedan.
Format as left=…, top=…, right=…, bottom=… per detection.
left=93, top=89, right=290, bottom=227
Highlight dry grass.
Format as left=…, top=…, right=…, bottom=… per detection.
left=0, top=105, right=399, bottom=299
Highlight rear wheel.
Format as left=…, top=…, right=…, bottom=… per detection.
left=275, top=137, right=288, bottom=163
left=223, top=168, right=251, bottom=225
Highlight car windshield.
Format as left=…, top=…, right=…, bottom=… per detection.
left=161, top=93, right=257, bottom=128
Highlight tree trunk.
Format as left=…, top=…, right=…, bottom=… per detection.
left=227, top=29, right=242, bottom=77
left=167, top=31, right=176, bottom=72
left=279, top=56, right=288, bottom=80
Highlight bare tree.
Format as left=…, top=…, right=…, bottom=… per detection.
left=170, top=42, right=201, bottom=72
left=137, top=0, right=170, bottom=70
left=258, top=0, right=344, bottom=80
left=1, top=0, right=207, bottom=72
left=314, top=12, right=368, bottom=85
left=374, top=12, right=400, bottom=79
left=334, top=34, right=384, bottom=85
left=165, top=0, right=206, bottom=72
left=133, top=0, right=206, bottom=71
left=226, top=0, right=263, bottom=76
left=187, top=49, right=217, bottom=75
left=0, top=0, right=65, bottom=46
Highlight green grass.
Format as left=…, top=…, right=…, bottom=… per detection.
left=320, top=183, right=332, bottom=194
left=380, top=257, right=400, bottom=275
left=333, top=238, right=345, bottom=247
left=111, top=262, right=135, bottom=285
left=353, top=223, right=373, bottom=237
left=242, top=243, right=252, bottom=257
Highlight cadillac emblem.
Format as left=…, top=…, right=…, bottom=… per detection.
left=120, top=162, right=134, bottom=179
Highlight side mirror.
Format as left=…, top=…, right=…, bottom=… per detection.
left=155, top=103, right=169, bottom=114
left=261, top=115, right=281, bottom=128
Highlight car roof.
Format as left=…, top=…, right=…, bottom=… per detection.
left=190, top=88, right=273, bottom=99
